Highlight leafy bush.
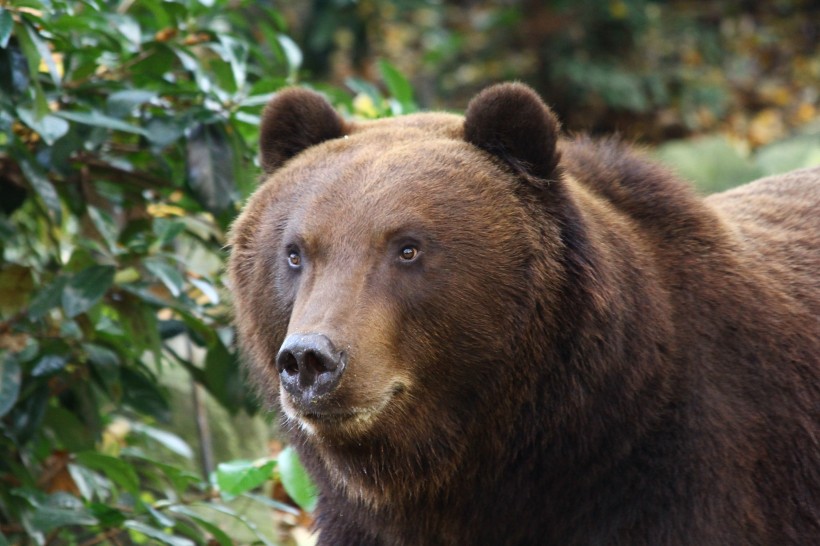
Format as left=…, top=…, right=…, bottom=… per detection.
left=656, top=125, right=820, bottom=193
left=0, top=1, right=324, bottom=543
left=290, top=0, right=818, bottom=144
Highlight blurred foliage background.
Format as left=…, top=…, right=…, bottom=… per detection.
left=0, top=1, right=817, bottom=545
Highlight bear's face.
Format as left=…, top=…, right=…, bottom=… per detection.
left=229, top=84, right=564, bottom=493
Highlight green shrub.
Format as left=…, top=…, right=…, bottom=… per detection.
left=0, top=1, right=321, bottom=543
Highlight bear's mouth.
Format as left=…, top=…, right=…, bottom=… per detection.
left=303, top=408, right=376, bottom=424
left=288, top=382, right=407, bottom=432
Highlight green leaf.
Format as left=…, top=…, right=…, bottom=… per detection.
left=144, top=258, right=185, bottom=298
left=145, top=116, right=185, bottom=147
left=45, top=405, right=95, bottom=451
left=173, top=47, right=214, bottom=95
left=124, top=521, right=195, bottom=546
left=9, top=384, right=49, bottom=444
left=88, top=503, right=127, bottom=527
left=87, top=206, right=120, bottom=253
left=239, top=93, right=275, bottom=108
left=203, top=338, right=242, bottom=410
left=147, top=505, right=175, bottom=528
left=276, top=34, right=302, bottom=77
left=22, top=19, right=61, bottom=87
left=10, top=487, right=48, bottom=508
left=189, top=278, right=219, bottom=304
left=215, top=458, right=276, bottom=497
left=167, top=506, right=233, bottom=546
left=104, top=13, right=141, bottom=49
left=14, top=20, right=48, bottom=117
left=84, top=343, right=119, bottom=368
left=277, top=446, right=317, bottom=512
left=0, top=9, right=14, bottom=49
left=243, top=492, right=300, bottom=516
left=131, top=44, right=176, bottom=84
left=378, top=59, right=416, bottom=114
left=68, top=464, right=114, bottom=502
left=124, top=452, right=201, bottom=493
left=0, top=356, right=21, bottom=418
left=0, top=264, right=33, bottom=316
left=31, top=354, right=67, bottom=376
left=130, top=422, right=193, bottom=458
left=59, top=318, right=82, bottom=339
left=186, top=122, right=237, bottom=214
left=112, top=293, right=162, bottom=360
left=17, top=108, right=70, bottom=145
left=28, top=275, right=68, bottom=319
left=0, top=41, right=30, bottom=96
left=107, top=89, right=158, bottom=118
left=56, top=110, right=149, bottom=137
left=18, top=154, right=61, bottom=223
left=154, top=219, right=186, bottom=248
left=30, top=493, right=98, bottom=533
left=190, top=503, right=275, bottom=546
left=121, top=366, right=170, bottom=421
left=62, top=265, right=115, bottom=318
left=75, top=452, right=140, bottom=496
left=84, top=343, right=121, bottom=397
left=216, top=34, right=248, bottom=89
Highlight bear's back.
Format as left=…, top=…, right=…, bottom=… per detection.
left=707, top=167, right=820, bottom=316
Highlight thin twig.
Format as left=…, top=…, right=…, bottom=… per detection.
left=189, top=337, right=215, bottom=479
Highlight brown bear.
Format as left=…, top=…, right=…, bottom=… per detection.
left=228, top=83, right=820, bottom=545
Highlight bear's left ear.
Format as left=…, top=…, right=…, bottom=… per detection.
left=464, top=83, right=561, bottom=182
left=259, top=88, right=347, bottom=174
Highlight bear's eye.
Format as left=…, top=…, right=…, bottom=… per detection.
left=287, top=250, right=301, bottom=268
left=399, top=245, right=419, bottom=262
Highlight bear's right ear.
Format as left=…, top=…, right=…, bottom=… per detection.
left=464, top=83, right=561, bottom=182
left=259, top=88, right=346, bottom=174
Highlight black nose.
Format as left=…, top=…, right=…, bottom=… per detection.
left=276, top=333, right=346, bottom=399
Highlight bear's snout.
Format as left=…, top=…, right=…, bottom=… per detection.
left=276, top=333, right=347, bottom=405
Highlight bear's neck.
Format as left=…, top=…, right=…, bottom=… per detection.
left=500, top=173, right=774, bottom=542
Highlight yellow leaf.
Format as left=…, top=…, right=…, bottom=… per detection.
left=353, top=93, right=379, bottom=118
left=147, top=203, right=186, bottom=218
left=38, top=52, right=63, bottom=77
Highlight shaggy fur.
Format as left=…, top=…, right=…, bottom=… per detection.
left=228, top=83, right=820, bottom=545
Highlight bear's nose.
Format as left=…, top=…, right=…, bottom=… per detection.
left=276, top=333, right=346, bottom=400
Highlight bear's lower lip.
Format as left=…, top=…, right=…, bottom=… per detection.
left=296, top=383, right=406, bottom=427
left=302, top=409, right=374, bottom=423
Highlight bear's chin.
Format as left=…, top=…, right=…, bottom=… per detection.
left=279, top=383, right=406, bottom=439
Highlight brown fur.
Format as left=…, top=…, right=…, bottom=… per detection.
left=228, top=84, right=820, bottom=545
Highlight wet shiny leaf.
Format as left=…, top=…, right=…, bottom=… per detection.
left=61, top=265, right=115, bottom=318
left=278, top=446, right=317, bottom=512
left=215, top=458, right=276, bottom=497
left=18, top=154, right=61, bottom=223
left=17, top=108, right=70, bottom=145
left=0, top=9, right=13, bottom=49
left=186, top=122, right=237, bottom=214
left=56, top=110, right=149, bottom=136
left=0, top=356, right=21, bottom=418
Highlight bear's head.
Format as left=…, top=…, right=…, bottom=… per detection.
left=228, top=83, right=572, bottom=500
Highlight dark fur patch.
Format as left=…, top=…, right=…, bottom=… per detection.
left=464, top=82, right=561, bottom=182
left=259, top=88, right=346, bottom=173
